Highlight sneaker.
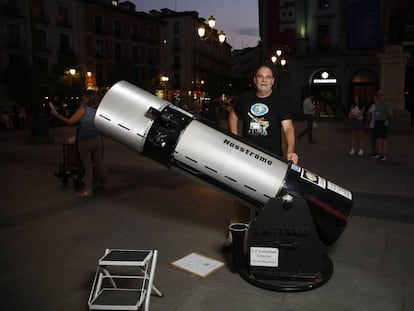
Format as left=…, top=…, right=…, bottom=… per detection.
left=371, top=153, right=380, bottom=159
left=379, top=154, right=386, bottom=160
left=358, top=149, right=363, bottom=156
left=349, top=148, right=355, bottom=155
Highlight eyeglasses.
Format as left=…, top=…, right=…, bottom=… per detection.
left=256, top=74, right=273, bottom=80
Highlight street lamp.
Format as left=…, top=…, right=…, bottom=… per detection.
left=86, top=71, right=96, bottom=90
left=270, top=50, right=287, bottom=94
left=161, top=75, right=169, bottom=100
left=197, top=15, right=226, bottom=44
left=68, top=68, right=76, bottom=96
left=270, top=49, right=287, bottom=67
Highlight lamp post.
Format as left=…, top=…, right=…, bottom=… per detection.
left=196, top=15, right=226, bottom=112
left=161, top=75, right=169, bottom=100
left=69, top=68, right=76, bottom=96
left=270, top=50, right=287, bottom=94
left=86, top=71, right=95, bottom=90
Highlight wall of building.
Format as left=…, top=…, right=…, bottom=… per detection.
left=259, top=0, right=413, bottom=126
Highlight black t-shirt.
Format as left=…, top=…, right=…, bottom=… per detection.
left=234, top=90, right=292, bottom=156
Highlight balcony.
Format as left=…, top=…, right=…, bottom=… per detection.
left=94, top=25, right=105, bottom=35
left=33, top=12, right=50, bottom=24
left=114, top=30, right=123, bottom=39
left=131, top=33, right=141, bottom=42
left=34, top=42, right=51, bottom=52
left=56, top=16, right=72, bottom=28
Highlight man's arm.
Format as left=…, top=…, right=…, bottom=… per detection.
left=228, top=109, right=239, bottom=136
left=281, top=119, right=299, bottom=164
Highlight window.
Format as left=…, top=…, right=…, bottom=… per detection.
left=6, top=24, right=21, bottom=46
left=94, top=15, right=103, bottom=34
left=114, top=20, right=122, bottom=37
left=59, top=33, right=70, bottom=51
left=131, top=24, right=139, bottom=41
left=172, top=55, right=181, bottom=69
left=146, top=27, right=154, bottom=44
left=95, top=39, right=104, bottom=57
left=35, top=57, right=48, bottom=73
left=172, top=37, right=180, bottom=51
left=35, top=29, right=48, bottom=50
left=114, top=43, right=122, bottom=59
left=33, top=0, right=48, bottom=22
left=174, top=21, right=179, bottom=34
left=95, top=63, right=104, bottom=87
left=57, top=5, right=70, bottom=26
left=147, top=48, right=154, bottom=65
left=319, top=0, right=330, bottom=9
left=318, top=25, right=330, bottom=51
left=132, top=46, right=139, bottom=62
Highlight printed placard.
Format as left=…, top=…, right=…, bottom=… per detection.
left=250, top=247, right=279, bottom=267
left=301, top=169, right=326, bottom=189
left=327, top=181, right=353, bottom=200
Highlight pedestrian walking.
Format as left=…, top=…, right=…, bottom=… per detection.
left=297, top=92, right=317, bottom=143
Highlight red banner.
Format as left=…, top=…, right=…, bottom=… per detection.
left=269, top=0, right=296, bottom=53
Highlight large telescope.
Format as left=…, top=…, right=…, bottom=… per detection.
left=95, top=81, right=353, bottom=291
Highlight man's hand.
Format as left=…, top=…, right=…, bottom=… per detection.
left=286, top=151, right=298, bottom=164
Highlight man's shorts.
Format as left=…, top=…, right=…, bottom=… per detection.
left=374, top=120, right=387, bottom=138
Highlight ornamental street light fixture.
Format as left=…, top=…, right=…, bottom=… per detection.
left=270, top=49, right=287, bottom=67
left=270, top=50, right=287, bottom=94
left=161, top=75, right=169, bottom=100
left=197, top=15, right=226, bottom=44
left=68, top=68, right=77, bottom=96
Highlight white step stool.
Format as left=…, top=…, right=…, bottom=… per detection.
left=88, top=249, right=162, bottom=311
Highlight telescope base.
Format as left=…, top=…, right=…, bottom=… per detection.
left=237, top=253, right=333, bottom=292
left=230, top=198, right=335, bottom=292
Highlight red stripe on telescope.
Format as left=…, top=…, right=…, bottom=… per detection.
left=306, top=196, right=349, bottom=222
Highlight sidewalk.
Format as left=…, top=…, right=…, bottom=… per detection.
left=0, top=121, right=413, bottom=311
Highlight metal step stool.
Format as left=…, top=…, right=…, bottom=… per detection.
left=88, top=249, right=162, bottom=311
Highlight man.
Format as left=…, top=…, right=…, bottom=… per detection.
left=227, top=65, right=299, bottom=232
left=297, top=92, right=316, bottom=143
left=371, top=89, right=392, bottom=160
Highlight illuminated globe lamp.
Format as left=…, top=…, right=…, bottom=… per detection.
left=197, top=15, right=226, bottom=44
left=270, top=49, right=287, bottom=67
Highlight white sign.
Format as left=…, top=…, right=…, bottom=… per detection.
left=250, top=247, right=279, bottom=267
left=172, top=252, right=225, bottom=278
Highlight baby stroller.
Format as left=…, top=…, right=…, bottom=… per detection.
left=55, top=134, right=100, bottom=192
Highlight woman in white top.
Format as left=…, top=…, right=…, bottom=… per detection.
left=348, top=95, right=365, bottom=155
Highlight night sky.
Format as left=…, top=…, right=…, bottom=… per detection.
left=130, top=0, right=260, bottom=49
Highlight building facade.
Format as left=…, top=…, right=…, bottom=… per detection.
left=259, top=0, right=414, bottom=126
left=149, top=9, right=232, bottom=111
left=0, top=0, right=165, bottom=105
left=0, top=0, right=232, bottom=116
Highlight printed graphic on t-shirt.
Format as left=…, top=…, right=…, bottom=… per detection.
left=248, top=103, right=269, bottom=136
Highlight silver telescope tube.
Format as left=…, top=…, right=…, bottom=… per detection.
left=95, top=80, right=288, bottom=206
